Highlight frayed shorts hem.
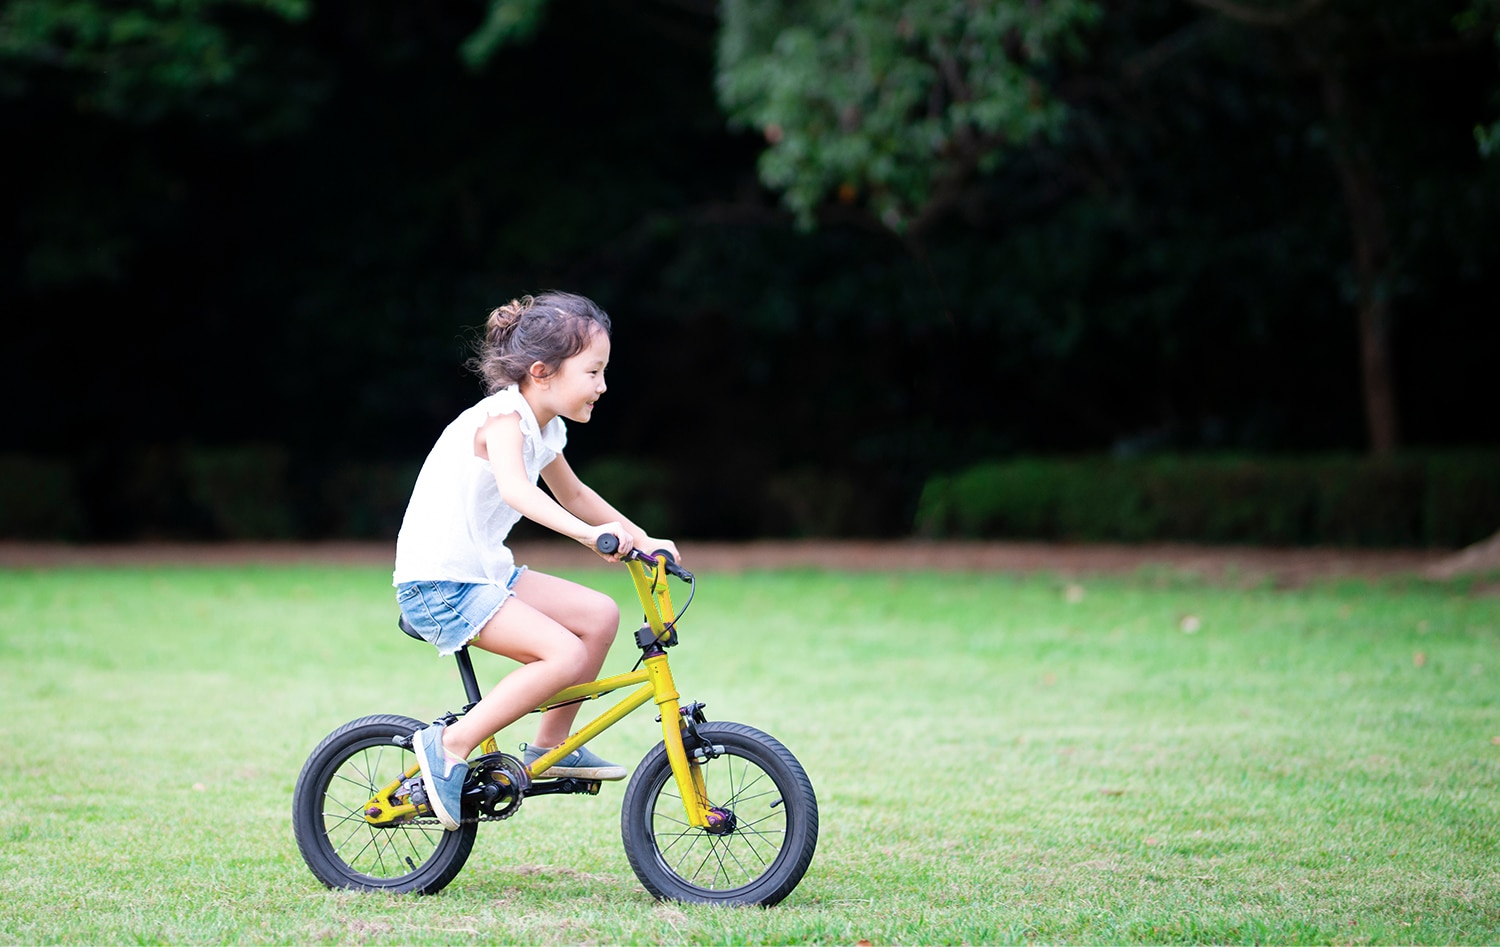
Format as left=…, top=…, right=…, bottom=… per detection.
left=395, top=567, right=527, bottom=656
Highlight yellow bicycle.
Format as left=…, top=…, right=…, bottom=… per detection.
left=291, top=541, right=819, bottom=906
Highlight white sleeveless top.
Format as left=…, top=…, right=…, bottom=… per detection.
left=393, top=386, right=566, bottom=585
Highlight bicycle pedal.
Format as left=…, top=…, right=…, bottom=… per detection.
left=524, top=777, right=602, bottom=797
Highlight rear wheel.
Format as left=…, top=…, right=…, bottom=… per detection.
left=291, top=714, right=476, bottom=894
left=620, top=721, right=818, bottom=905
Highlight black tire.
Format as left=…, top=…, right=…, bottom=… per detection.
left=621, top=721, right=818, bottom=906
left=291, top=714, right=476, bottom=894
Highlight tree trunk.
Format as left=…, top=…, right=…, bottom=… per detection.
left=1316, top=64, right=1401, bottom=456
left=1185, top=0, right=1405, bottom=457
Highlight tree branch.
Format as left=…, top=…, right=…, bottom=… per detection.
left=1122, top=18, right=1222, bottom=80
left=1180, top=0, right=1330, bottom=28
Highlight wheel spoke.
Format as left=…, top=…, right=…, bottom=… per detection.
left=690, top=836, right=727, bottom=886
left=722, top=836, right=759, bottom=879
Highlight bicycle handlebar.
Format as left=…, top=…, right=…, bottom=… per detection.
left=594, top=535, right=692, bottom=580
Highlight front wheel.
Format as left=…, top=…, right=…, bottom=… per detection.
left=621, top=721, right=818, bottom=906
left=291, top=713, right=476, bottom=894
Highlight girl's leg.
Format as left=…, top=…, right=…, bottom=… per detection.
left=438, top=594, right=591, bottom=759
left=509, top=569, right=620, bottom=747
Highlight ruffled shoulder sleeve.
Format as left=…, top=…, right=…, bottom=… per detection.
left=479, top=387, right=567, bottom=456
left=481, top=386, right=536, bottom=435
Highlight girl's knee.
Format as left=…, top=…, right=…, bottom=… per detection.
left=596, top=596, right=620, bottom=638
left=580, top=591, right=619, bottom=642
left=545, top=634, right=591, bottom=681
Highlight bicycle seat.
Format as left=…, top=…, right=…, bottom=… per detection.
left=397, top=615, right=424, bottom=641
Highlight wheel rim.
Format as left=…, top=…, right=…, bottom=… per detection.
left=648, top=750, right=791, bottom=893
left=318, top=738, right=450, bottom=881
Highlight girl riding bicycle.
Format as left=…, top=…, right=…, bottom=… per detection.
left=392, top=291, right=679, bottom=831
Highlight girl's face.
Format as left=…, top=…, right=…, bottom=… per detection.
left=530, top=326, right=610, bottom=425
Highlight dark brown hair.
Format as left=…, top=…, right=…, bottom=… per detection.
left=470, top=291, right=612, bottom=393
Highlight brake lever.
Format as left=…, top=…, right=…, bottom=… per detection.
left=648, top=548, right=692, bottom=581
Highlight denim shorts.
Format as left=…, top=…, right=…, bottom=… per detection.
left=395, top=567, right=526, bottom=656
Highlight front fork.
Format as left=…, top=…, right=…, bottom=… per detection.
left=646, top=653, right=725, bottom=829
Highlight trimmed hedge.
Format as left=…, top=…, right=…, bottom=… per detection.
left=0, top=455, right=85, bottom=540
left=914, top=452, right=1500, bottom=548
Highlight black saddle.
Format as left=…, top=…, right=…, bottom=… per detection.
left=397, top=615, right=424, bottom=641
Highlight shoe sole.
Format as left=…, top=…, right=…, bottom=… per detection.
left=414, top=729, right=461, bottom=830
left=530, top=764, right=627, bottom=781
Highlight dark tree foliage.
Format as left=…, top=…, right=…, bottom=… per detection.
left=2, top=0, right=1497, bottom=539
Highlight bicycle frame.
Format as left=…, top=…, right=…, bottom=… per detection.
left=364, top=554, right=714, bottom=828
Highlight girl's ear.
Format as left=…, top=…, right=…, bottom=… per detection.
left=527, top=361, right=550, bottom=387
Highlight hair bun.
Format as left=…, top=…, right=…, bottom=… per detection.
left=487, top=296, right=533, bottom=344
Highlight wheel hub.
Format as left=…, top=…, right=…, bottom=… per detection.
left=704, top=806, right=737, bottom=836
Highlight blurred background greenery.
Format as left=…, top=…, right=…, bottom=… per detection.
left=3, top=0, right=1497, bottom=544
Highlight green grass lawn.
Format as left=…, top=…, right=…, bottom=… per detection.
left=1, top=559, right=1497, bottom=945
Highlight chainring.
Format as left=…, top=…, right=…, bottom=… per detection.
left=466, top=751, right=530, bottom=821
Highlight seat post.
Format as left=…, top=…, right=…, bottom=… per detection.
left=400, top=615, right=486, bottom=709
left=454, top=647, right=483, bottom=706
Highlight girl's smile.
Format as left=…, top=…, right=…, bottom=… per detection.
left=528, top=328, right=610, bottom=427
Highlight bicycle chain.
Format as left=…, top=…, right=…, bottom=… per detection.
left=403, top=812, right=517, bottom=826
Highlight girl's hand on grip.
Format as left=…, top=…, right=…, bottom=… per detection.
left=588, top=523, right=632, bottom=560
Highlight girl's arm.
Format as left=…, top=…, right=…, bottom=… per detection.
left=480, top=412, right=631, bottom=555
left=541, top=453, right=680, bottom=563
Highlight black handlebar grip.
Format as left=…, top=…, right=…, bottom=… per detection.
left=595, top=533, right=620, bottom=555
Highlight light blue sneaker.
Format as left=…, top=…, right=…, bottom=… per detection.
left=413, top=723, right=466, bottom=830
left=523, top=743, right=626, bottom=781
